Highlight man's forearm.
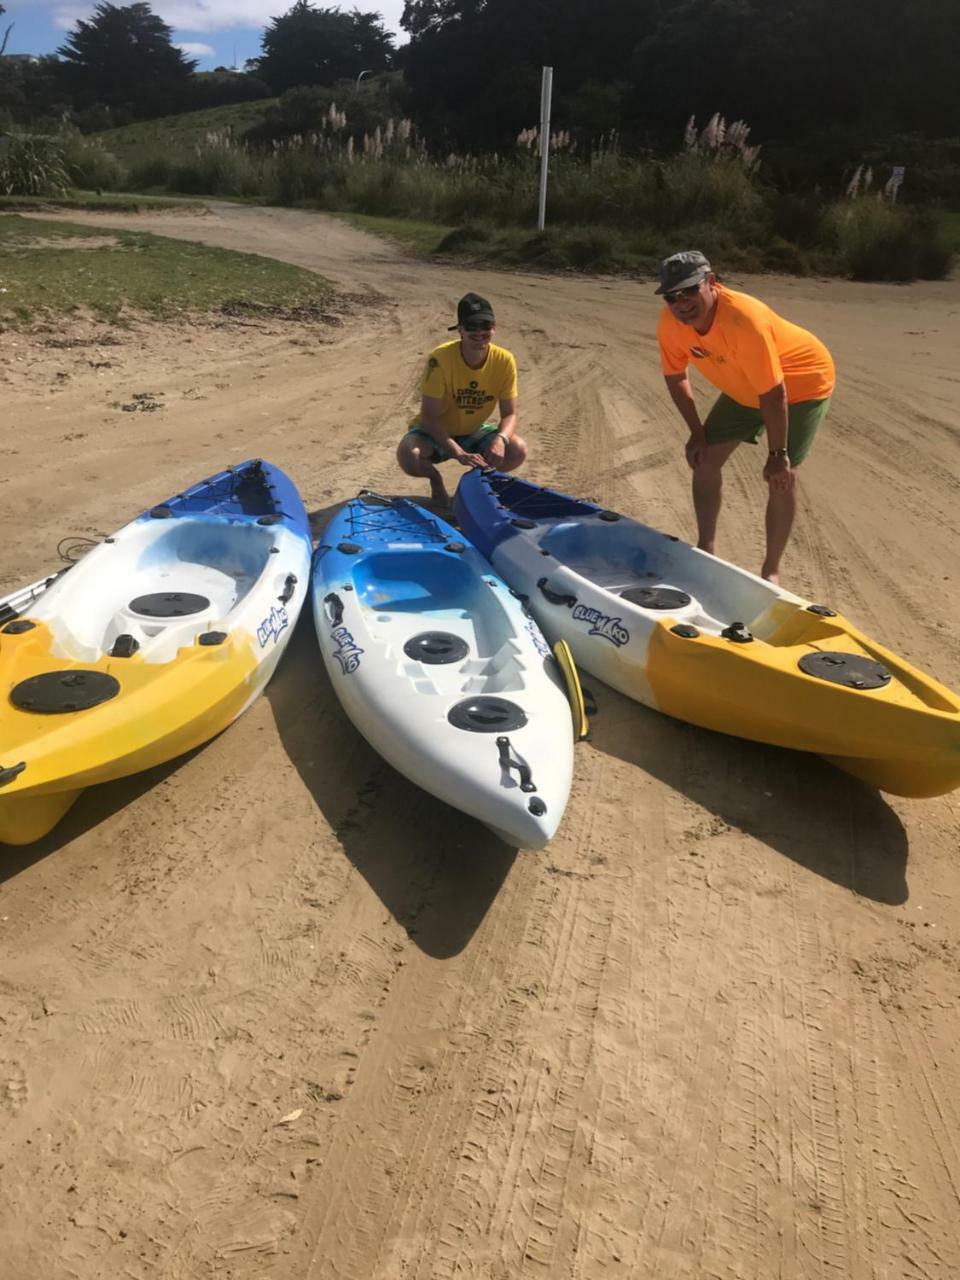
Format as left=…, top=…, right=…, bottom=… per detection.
left=419, top=414, right=455, bottom=454
left=665, top=375, right=704, bottom=436
left=758, top=383, right=789, bottom=452
left=497, top=413, right=518, bottom=440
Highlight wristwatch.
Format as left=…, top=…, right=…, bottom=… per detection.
left=768, top=447, right=789, bottom=458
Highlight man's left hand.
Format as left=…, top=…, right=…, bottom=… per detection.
left=763, top=453, right=795, bottom=491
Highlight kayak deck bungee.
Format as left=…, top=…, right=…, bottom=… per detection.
left=0, top=572, right=66, bottom=630
left=312, top=491, right=576, bottom=848
left=0, top=459, right=312, bottom=845
left=454, top=469, right=960, bottom=798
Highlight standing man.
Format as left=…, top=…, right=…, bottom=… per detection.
left=397, top=292, right=527, bottom=506
left=656, top=251, right=835, bottom=582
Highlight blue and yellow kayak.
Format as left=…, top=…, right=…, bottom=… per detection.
left=455, top=469, right=960, bottom=798
left=0, top=459, right=311, bottom=844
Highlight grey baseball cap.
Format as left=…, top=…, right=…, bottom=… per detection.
left=655, top=250, right=712, bottom=295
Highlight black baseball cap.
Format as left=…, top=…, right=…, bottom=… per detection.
left=655, top=250, right=712, bottom=295
left=448, top=292, right=496, bottom=330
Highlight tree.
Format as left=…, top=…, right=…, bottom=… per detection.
left=56, top=2, right=196, bottom=122
left=400, top=0, right=662, bottom=150
left=0, top=3, right=12, bottom=58
left=259, top=2, right=394, bottom=94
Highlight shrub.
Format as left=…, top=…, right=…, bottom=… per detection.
left=768, top=192, right=826, bottom=247
left=168, top=138, right=265, bottom=197
left=655, top=152, right=766, bottom=236
left=436, top=224, right=490, bottom=251
left=825, top=198, right=955, bottom=281
left=61, top=134, right=127, bottom=192
left=270, top=148, right=329, bottom=205
left=0, top=133, right=69, bottom=196
left=128, top=150, right=175, bottom=190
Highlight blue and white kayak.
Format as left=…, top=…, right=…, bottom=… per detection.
left=311, top=492, right=575, bottom=848
left=0, top=459, right=312, bottom=844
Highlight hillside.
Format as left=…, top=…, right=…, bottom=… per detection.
left=93, top=99, right=278, bottom=163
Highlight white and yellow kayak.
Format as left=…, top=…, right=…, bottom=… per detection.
left=455, top=469, right=960, bottom=798
left=0, top=459, right=312, bottom=844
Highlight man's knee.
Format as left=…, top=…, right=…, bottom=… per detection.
left=693, top=458, right=723, bottom=488
left=501, top=435, right=528, bottom=471
left=697, top=441, right=737, bottom=479
left=397, top=435, right=431, bottom=476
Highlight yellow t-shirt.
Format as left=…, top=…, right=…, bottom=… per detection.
left=411, top=339, right=519, bottom=438
left=657, top=284, right=835, bottom=408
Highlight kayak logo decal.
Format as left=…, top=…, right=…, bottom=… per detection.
left=525, top=616, right=550, bottom=658
left=257, top=605, right=289, bottom=648
left=572, top=604, right=629, bottom=647
left=331, top=625, right=364, bottom=674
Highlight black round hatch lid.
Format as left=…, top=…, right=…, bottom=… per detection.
left=12, top=670, right=121, bottom=714
left=798, top=651, right=892, bottom=690
left=129, top=592, right=210, bottom=618
left=404, top=632, right=470, bottom=665
left=448, top=696, right=528, bottom=733
left=621, top=586, right=692, bottom=610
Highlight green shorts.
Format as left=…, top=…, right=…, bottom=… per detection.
left=404, top=421, right=500, bottom=464
left=704, top=394, right=831, bottom=465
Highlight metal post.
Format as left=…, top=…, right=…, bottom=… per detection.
left=537, top=66, right=553, bottom=232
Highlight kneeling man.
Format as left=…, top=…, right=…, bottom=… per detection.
left=398, top=292, right=527, bottom=506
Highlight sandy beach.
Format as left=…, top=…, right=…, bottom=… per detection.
left=1, top=204, right=958, bottom=1279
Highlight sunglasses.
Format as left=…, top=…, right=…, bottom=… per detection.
left=663, top=283, right=703, bottom=305
left=463, top=320, right=494, bottom=332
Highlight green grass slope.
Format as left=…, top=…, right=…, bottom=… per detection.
left=94, top=101, right=278, bottom=164
left=0, top=212, right=332, bottom=326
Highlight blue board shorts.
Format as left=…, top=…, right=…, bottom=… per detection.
left=403, top=421, right=500, bottom=464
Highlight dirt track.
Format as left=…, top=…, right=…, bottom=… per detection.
left=1, top=204, right=959, bottom=1279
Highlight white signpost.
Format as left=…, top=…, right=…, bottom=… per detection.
left=537, top=66, right=554, bottom=232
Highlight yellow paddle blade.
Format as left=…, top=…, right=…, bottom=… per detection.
left=554, top=639, right=589, bottom=741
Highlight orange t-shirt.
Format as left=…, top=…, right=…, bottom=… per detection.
left=657, top=284, right=835, bottom=408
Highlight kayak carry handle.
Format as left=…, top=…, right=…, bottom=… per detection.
left=323, top=592, right=344, bottom=626
left=496, top=736, right=537, bottom=793
left=0, top=761, right=26, bottom=788
left=278, top=573, right=297, bottom=604
left=537, top=577, right=577, bottom=608
left=552, top=639, right=590, bottom=741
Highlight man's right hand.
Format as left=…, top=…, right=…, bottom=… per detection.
left=452, top=448, right=488, bottom=468
left=685, top=432, right=708, bottom=469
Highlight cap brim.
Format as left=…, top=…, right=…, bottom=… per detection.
left=655, top=270, right=708, bottom=295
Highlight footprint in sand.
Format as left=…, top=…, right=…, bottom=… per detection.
left=1, top=1062, right=28, bottom=1114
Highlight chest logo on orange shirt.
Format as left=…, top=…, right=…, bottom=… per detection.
left=690, top=345, right=725, bottom=363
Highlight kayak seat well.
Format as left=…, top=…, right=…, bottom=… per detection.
left=539, top=516, right=784, bottom=634
left=539, top=519, right=651, bottom=584
left=354, top=550, right=529, bottom=695
left=42, top=521, right=275, bottom=663
left=355, top=551, right=515, bottom=655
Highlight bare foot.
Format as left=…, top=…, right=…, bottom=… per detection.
left=761, top=568, right=781, bottom=585
left=429, top=473, right=450, bottom=507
